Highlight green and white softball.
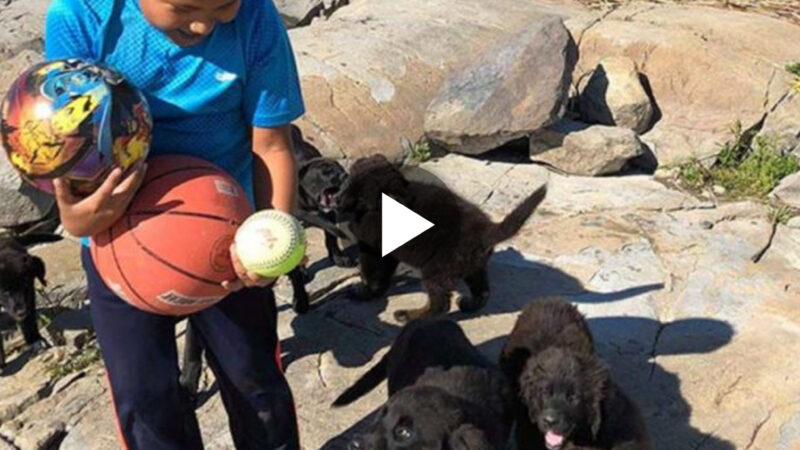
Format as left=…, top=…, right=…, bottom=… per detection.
left=234, top=210, right=306, bottom=278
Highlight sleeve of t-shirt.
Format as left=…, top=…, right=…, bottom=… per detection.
left=44, top=0, right=98, bottom=60
left=243, top=1, right=305, bottom=128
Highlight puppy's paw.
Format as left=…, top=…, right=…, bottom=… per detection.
left=457, top=292, right=489, bottom=313
left=331, top=253, right=357, bottom=268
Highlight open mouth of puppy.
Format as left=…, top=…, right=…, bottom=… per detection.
left=319, top=187, right=340, bottom=211
left=544, top=430, right=566, bottom=450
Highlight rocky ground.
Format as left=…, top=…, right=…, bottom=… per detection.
left=2, top=0, right=800, bottom=449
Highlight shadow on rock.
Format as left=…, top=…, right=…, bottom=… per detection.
left=282, top=246, right=661, bottom=371
left=321, top=315, right=735, bottom=450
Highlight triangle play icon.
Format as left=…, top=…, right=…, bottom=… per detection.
left=381, top=193, right=434, bottom=257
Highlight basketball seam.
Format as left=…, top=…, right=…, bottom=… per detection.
left=126, top=215, right=228, bottom=286
left=108, top=228, right=167, bottom=314
left=142, top=166, right=218, bottom=188
left=127, top=210, right=234, bottom=223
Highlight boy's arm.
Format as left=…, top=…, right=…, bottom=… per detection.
left=252, top=125, right=297, bottom=213
left=223, top=1, right=306, bottom=291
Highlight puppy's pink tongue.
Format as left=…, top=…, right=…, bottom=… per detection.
left=545, top=431, right=564, bottom=447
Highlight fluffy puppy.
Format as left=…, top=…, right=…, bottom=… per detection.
left=334, top=319, right=513, bottom=450
left=500, top=298, right=652, bottom=450
left=336, top=154, right=547, bottom=321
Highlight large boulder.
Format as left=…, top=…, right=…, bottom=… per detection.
left=423, top=17, right=577, bottom=155
left=573, top=4, right=800, bottom=166
left=290, top=0, right=588, bottom=160
left=531, top=125, right=644, bottom=176
left=578, top=56, right=654, bottom=133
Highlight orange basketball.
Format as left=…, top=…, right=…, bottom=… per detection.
left=91, top=155, right=253, bottom=315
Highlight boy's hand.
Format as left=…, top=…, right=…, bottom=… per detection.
left=222, top=244, right=277, bottom=292
left=53, top=163, right=147, bottom=237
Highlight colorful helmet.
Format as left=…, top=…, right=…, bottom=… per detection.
left=0, top=59, right=151, bottom=195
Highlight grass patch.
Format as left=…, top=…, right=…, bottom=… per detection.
left=787, top=62, right=800, bottom=93
left=46, top=343, right=101, bottom=380
left=677, top=125, right=799, bottom=199
left=408, top=140, right=432, bottom=163
left=770, top=204, right=797, bottom=225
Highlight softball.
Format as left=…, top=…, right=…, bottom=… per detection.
left=234, top=210, right=306, bottom=278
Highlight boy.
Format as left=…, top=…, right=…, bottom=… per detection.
left=44, top=0, right=304, bottom=448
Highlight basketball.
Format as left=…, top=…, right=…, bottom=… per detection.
left=235, top=210, right=306, bottom=278
left=0, top=59, right=151, bottom=195
left=91, top=155, right=253, bottom=316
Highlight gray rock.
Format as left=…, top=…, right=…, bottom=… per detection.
left=0, top=0, right=48, bottom=60
left=758, top=90, right=800, bottom=156
left=424, top=17, right=576, bottom=155
left=275, top=0, right=349, bottom=28
left=291, top=0, right=589, bottom=160
left=578, top=56, right=654, bottom=133
left=771, top=171, right=800, bottom=209
left=0, top=438, right=14, bottom=450
left=9, top=420, right=65, bottom=450
left=529, top=119, right=590, bottom=155
left=531, top=125, right=644, bottom=175
left=573, top=4, right=800, bottom=165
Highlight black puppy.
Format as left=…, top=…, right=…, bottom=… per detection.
left=336, top=154, right=547, bottom=322
left=0, top=233, right=61, bottom=369
left=179, top=125, right=353, bottom=399
left=500, top=298, right=652, bottom=450
left=288, top=124, right=356, bottom=312
left=334, top=320, right=513, bottom=450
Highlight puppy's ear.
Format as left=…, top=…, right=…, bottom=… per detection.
left=447, top=424, right=493, bottom=450
left=26, top=256, right=46, bottom=286
left=586, top=356, right=610, bottom=438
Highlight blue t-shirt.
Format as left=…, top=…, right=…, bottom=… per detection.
left=44, top=0, right=305, bottom=207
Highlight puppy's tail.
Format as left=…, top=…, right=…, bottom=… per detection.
left=488, top=185, right=547, bottom=245
left=332, top=352, right=389, bottom=407
left=15, top=233, right=63, bottom=247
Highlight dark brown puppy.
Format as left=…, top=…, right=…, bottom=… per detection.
left=500, top=298, right=652, bottom=450
left=0, top=233, right=61, bottom=369
left=336, top=154, right=547, bottom=322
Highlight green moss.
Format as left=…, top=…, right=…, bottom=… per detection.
left=409, top=140, right=432, bottom=163
left=787, top=62, right=800, bottom=93
left=677, top=131, right=799, bottom=199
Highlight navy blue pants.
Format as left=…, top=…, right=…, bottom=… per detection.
left=81, top=247, right=299, bottom=450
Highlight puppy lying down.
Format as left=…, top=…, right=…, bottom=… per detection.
left=500, top=298, right=652, bottom=450
left=334, top=319, right=514, bottom=450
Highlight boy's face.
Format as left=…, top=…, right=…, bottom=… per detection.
left=139, top=0, right=241, bottom=47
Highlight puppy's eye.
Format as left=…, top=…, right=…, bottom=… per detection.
left=393, top=425, right=413, bottom=442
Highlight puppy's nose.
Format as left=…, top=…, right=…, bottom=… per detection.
left=543, top=412, right=559, bottom=427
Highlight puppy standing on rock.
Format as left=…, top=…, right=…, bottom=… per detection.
left=0, top=233, right=62, bottom=370
left=336, top=154, right=547, bottom=322
left=500, top=298, right=652, bottom=450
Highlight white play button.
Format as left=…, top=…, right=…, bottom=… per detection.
left=381, top=193, right=434, bottom=257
